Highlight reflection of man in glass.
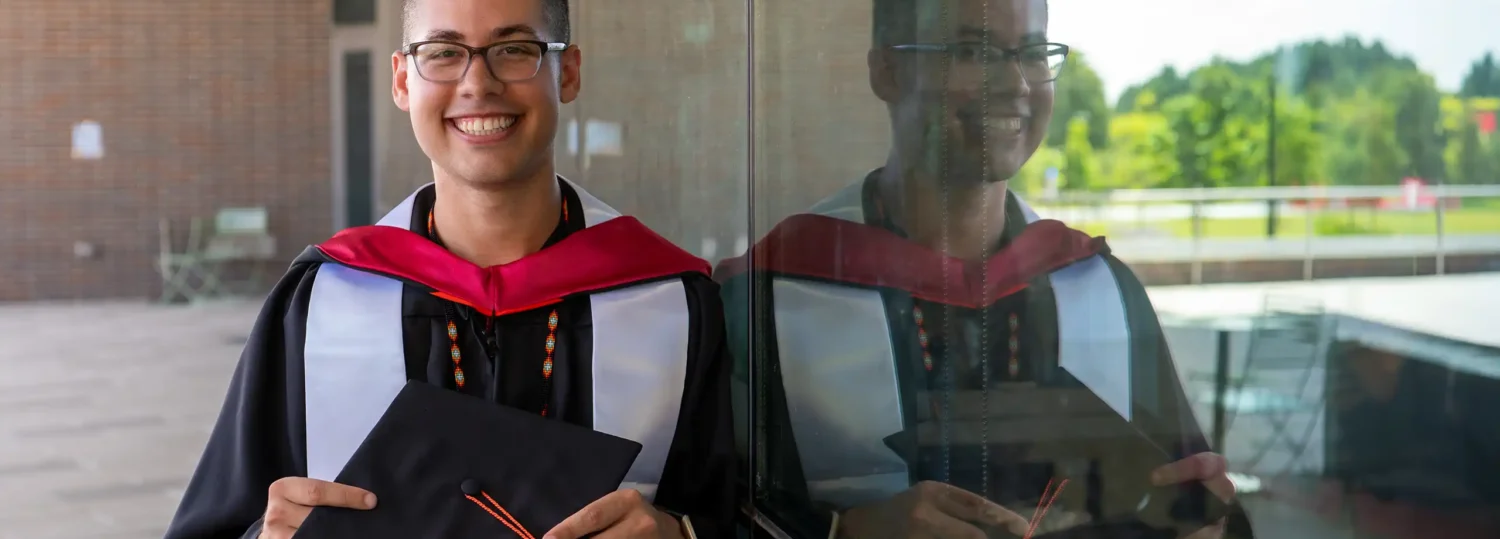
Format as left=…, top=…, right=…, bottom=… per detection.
left=719, top=0, right=1252, bottom=537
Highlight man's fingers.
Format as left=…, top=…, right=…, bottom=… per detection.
left=921, top=482, right=1029, bottom=536
left=1151, top=453, right=1228, bottom=487
left=543, top=488, right=641, bottom=539
left=910, top=503, right=988, bottom=539
left=263, top=499, right=313, bottom=529
left=588, top=510, right=662, bottom=539
left=258, top=522, right=298, bottom=539
left=1150, top=452, right=1237, bottom=503
left=271, top=477, right=377, bottom=509
left=1202, top=475, right=1237, bottom=503
left=1182, top=517, right=1227, bottom=539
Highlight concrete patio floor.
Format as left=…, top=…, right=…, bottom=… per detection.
left=0, top=300, right=257, bottom=539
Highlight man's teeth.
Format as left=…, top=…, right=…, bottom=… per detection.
left=990, top=117, right=1025, bottom=132
left=455, top=116, right=516, bottom=135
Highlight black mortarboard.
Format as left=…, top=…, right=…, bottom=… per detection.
left=881, top=387, right=1232, bottom=538
left=298, top=381, right=642, bottom=538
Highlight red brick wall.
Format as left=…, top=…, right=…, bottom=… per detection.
left=0, top=0, right=333, bottom=301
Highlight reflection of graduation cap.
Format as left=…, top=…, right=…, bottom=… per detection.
left=298, top=381, right=642, bottom=538
left=879, top=388, right=1232, bottom=535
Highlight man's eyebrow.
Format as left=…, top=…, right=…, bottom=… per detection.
left=1020, top=32, right=1049, bottom=44
left=955, top=25, right=989, bottom=39
left=419, top=25, right=539, bottom=43
left=953, top=26, right=1049, bottom=44
left=422, top=29, right=465, bottom=41
left=492, top=24, right=539, bottom=40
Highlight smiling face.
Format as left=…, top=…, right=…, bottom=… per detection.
left=872, top=0, right=1054, bottom=186
left=393, top=0, right=580, bottom=189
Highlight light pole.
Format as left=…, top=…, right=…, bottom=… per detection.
left=1267, top=74, right=1279, bottom=238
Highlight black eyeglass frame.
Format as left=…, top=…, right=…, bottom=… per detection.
left=400, top=39, right=570, bottom=83
left=889, top=41, right=1071, bottom=83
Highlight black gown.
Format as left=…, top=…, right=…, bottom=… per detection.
left=720, top=175, right=1251, bottom=538
left=165, top=183, right=736, bottom=539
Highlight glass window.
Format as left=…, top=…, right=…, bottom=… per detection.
left=8, top=1, right=1499, bottom=538
left=558, top=0, right=749, bottom=261
left=732, top=0, right=1500, bottom=538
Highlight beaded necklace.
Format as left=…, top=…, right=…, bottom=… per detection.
left=426, top=202, right=567, bottom=417
left=866, top=188, right=1025, bottom=379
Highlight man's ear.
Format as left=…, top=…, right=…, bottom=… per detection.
left=392, top=51, right=411, bottom=111
left=868, top=47, right=901, bottom=104
left=559, top=46, right=583, bottom=105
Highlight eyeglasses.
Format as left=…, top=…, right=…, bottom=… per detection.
left=890, top=42, right=1070, bottom=83
left=402, top=40, right=569, bottom=83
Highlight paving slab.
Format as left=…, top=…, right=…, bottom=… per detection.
left=0, top=300, right=257, bottom=539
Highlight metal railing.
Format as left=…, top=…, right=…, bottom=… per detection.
left=1043, top=184, right=1500, bottom=204
left=1032, top=184, right=1500, bottom=284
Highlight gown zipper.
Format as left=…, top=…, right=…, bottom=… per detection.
left=480, top=313, right=501, bottom=402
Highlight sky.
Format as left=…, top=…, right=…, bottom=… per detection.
left=1049, top=0, right=1500, bottom=103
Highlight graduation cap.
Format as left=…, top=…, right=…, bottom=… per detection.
left=298, top=381, right=643, bottom=538
left=879, top=388, right=1231, bottom=537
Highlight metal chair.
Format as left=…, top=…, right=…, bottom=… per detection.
left=157, top=217, right=225, bottom=303
left=156, top=208, right=277, bottom=303
left=1222, top=295, right=1333, bottom=478
left=201, top=207, right=277, bottom=296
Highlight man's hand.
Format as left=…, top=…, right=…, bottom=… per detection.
left=544, top=489, right=684, bottom=539
left=838, top=481, right=1030, bottom=539
left=258, top=477, right=377, bottom=539
left=1150, top=452, right=1235, bottom=539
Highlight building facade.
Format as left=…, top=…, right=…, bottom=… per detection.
left=1, top=0, right=892, bottom=301
left=1, top=0, right=336, bottom=301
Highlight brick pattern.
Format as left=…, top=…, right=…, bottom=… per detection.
left=0, top=0, right=333, bottom=301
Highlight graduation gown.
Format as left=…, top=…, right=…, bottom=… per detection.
left=717, top=175, right=1245, bottom=538
left=165, top=179, right=735, bottom=539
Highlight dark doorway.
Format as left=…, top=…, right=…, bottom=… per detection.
left=333, top=0, right=377, bottom=24
left=343, top=50, right=375, bottom=228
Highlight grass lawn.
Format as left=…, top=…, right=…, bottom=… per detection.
left=1073, top=205, right=1500, bottom=239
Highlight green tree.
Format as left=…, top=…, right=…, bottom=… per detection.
left=1101, top=112, right=1179, bottom=189
left=1272, top=95, right=1324, bottom=186
left=1489, top=129, right=1500, bottom=185
left=1162, top=94, right=1205, bottom=188
left=1379, top=70, right=1448, bottom=181
left=1453, top=107, right=1499, bottom=184
left=1062, top=116, right=1101, bottom=190
left=1116, top=67, right=1190, bottom=113
left=1323, top=90, right=1404, bottom=185
left=1160, top=63, right=1267, bottom=188
left=1048, top=51, right=1110, bottom=149
left=1460, top=52, right=1500, bottom=98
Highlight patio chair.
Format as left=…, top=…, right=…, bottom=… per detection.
left=157, top=217, right=224, bottom=303
left=1222, top=295, right=1333, bottom=478
left=201, top=207, right=278, bottom=296
left=156, top=207, right=277, bottom=303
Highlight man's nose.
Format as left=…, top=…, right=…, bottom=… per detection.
left=976, top=57, right=1032, bottom=98
left=457, top=53, right=505, bottom=97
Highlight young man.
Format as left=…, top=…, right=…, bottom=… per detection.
left=719, top=0, right=1251, bottom=538
left=164, top=1, right=732, bottom=538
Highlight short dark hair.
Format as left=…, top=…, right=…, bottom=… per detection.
left=872, top=0, right=914, bottom=46
left=872, top=0, right=1047, bottom=46
left=402, top=0, right=571, bottom=45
